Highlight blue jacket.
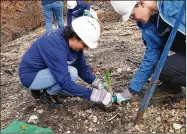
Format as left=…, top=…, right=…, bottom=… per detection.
left=67, top=1, right=90, bottom=26
left=129, top=0, right=186, bottom=92
left=19, top=28, right=96, bottom=99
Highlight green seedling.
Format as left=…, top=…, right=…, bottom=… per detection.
left=104, top=70, right=113, bottom=95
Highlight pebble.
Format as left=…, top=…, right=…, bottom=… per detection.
left=167, top=118, right=174, bottom=123
left=117, top=68, right=122, bottom=73
left=173, top=123, right=182, bottom=130
left=159, top=126, right=165, bottom=133
left=126, top=102, right=132, bottom=108
left=37, top=109, right=44, bottom=114
left=126, top=67, right=131, bottom=71
left=176, top=130, right=181, bottom=133
left=88, top=115, right=92, bottom=120
left=180, top=128, right=186, bottom=133
left=65, top=131, right=71, bottom=133
left=93, top=128, right=97, bottom=132
left=135, top=125, right=145, bottom=132
left=156, top=116, right=161, bottom=122
left=93, top=116, right=98, bottom=123
left=28, top=115, right=38, bottom=124
left=88, top=128, right=93, bottom=132
left=169, top=129, right=175, bottom=133
left=112, top=130, right=118, bottom=133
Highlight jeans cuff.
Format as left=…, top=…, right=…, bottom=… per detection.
left=128, top=87, right=138, bottom=95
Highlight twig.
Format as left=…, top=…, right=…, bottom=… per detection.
left=107, top=113, right=120, bottom=122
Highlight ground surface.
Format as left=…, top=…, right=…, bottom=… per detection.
left=1, top=2, right=186, bottom=133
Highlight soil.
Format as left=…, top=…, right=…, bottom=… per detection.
left=1, top=2, right=186, bottom=133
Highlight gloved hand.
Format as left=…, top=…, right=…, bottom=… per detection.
left=113, top=89, right=134, bottom=105
left=91, top=78, right=108, bottom=91
left=90, top=88, right=113, bottom=107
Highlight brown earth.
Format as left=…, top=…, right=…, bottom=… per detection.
left=0, top=0, right=111, bottom=45
left=1, top=1, right=44, bottom=45
left=1, top=1, right=186, bottom=133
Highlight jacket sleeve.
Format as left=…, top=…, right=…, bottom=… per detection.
left=73, top=51, right=96, bottom=84
left=78, top=1, right=90, bottom=10
left=129, top=32, right=162, bottom=92
left=43, top=47, right=92, bottom=99
left=67, top=9, right=73, bottom=26
left=72, top=1, right=90, bottom=17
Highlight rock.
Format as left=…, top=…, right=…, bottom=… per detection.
left=169, top=129, right=175, bottom=133
left=180, top=128, right=186, bottom=133
left=112, top=130, right=118, bottom=133
left=88, top=128, right=93, bottom=132
left=156, top=116, right=161, bottom=122
left=179, top=100, right=185, bottom=105
left=93, top=116, right=98, bottom=123
left=135, top=125, right=145, bottom=132
left=28, top=115, right=38, bottom=124
left=29, top=115, right=38, bottom=120
left=175, top=130, right=181, bottom=133
left=37, top=109, right=44, bottom=114
left=159, top=126, right=165, bottom=133
left=65, top=131, right=71, bottom=133
left=173, top=123, right=182, bottom=130
left=117, top=68, right=122, bottom=73
left=93, top=128, right=97, bottom=132
left=126, top=67, right=131, bottom=71
left=167, top=118, right=174, bottom=123
left=88, top=115, right=92, bottom=120
left=126, top=102, right=132, bottom=108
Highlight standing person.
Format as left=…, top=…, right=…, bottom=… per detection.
left=67, top=0, right=98, bottom=26
left=41, top=0, right=64, bottom=32
left=110, top=1, right=186, bottom=103
left=19, top=16, right=112, bottom=107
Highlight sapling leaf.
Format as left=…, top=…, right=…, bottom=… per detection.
left=104, top=70, right=113, bottom=95
left=104, top=70, right=111, bottom=86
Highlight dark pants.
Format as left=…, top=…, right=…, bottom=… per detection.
left=159, top=53, right=186, bottom=89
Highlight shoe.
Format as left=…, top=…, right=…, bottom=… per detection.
left=153, top=82, right=185, bottom=99
left=31, top=90, right=41, bottom=99
left=40, top=90, right=63, bottom=108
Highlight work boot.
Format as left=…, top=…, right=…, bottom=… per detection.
left=40, top=89, right=63, bottom=108
left=31, top=90, right=41, bottom=99
left=153, top=82, right=185, bottom=99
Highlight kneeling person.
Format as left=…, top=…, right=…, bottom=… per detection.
left=19, top=16, right=112, bottom=107
left=110, top=1, right=186, bottom=103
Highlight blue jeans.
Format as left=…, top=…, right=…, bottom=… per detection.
left=29, top=66, right=78, bottom=96
left=42, top=1, right=64, bottom=32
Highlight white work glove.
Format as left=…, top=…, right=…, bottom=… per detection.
left=91, top=78, right=108, bottom=91
left=113, top=89, right=134, bottom=105
left=90, top=88, right=113, bottom=106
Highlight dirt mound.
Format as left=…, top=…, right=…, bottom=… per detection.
left=1, top=1, right=119, bottom=45
left=1, top=1, right=44, bottom=45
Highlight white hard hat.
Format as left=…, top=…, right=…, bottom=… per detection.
left=110, top=1, right=137, bottom=21
left=67, top=0, right=77, bottom=9
left=72, top=16, right=100, bottom=49
left=90, top=8, right=98, bottom=20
